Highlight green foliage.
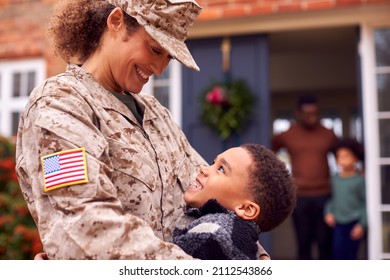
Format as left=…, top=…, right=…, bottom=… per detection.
left=200, top=80, right=255, bottom=139
left=0, top=136, right=42, bottom=259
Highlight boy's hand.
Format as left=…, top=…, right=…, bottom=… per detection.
left=259, top=254, right=271, bottom=260
left=34, top=252, right=48, bottom=260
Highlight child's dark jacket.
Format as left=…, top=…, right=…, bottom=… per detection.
left=172, top=199, right=261, bottom=260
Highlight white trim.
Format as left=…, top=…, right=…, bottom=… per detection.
left=0, top=58, right=46, bottom=136
left=377, top=66, right=390, bottom=74
left=379, top=158, right=390, bottom=165
left=169, top=60, right=182, bottom=127
left=190, top=4, right=390, bottom=38
left=142, top=60, right=182, bottom=126
left=360, top=24, right=380, bottom=260
left=382, top=253, right=390, bottom=259
left=378, top=112, right=390, bottom=119
left=380, top=205, right=390, bottom=211
left=360, top=24, right=390, bottom=260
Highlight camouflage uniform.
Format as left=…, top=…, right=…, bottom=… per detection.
left=15, top=64, right=206, bottom=259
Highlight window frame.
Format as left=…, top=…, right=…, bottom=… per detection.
left=0, top=59, right=46, bottom=136
left=142, top=60, right=182, bottom=126
left=360, top=23, right=390, bottom=260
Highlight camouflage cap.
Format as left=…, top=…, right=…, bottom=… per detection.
left=107, top=0, right=202, bottom=71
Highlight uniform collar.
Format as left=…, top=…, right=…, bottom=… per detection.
left=66, top=64, right=158, bottom=123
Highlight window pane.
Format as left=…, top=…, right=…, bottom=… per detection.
left=12, top=112, right=20, bottom=136
left=381, top=165, right=390, bottom=204
left=382, top=212, right=390, bottom=253
left=273, top=118, right=291, bottom=134
left=377, top=73, right=390, bottom=112
left=375, top=29, right=390, bottom=67
left=12, top=72, right=21, bottom=97
left=379, top=119, right=390, bottom=157
left=321, top=117, right=343, bottom=137
left=350, top=115, right=363, bottom=143
left=27, top=71, right=36, bottom=96
left=153, top=86, right=169, bottom=108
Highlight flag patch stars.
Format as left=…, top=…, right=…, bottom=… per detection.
left=41, top=148, right=89, bottom=192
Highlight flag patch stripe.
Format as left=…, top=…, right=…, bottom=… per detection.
left=45, top=174, right=87, bottom=188
left=42, top=148, right=89, bottom=192
left=45, top=170, right=86, bottom=184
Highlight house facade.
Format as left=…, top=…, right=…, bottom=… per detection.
left=0, top=0, right=389, bottom=259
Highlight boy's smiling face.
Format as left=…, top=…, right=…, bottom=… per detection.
left=184, top=147, right=253, bottom=211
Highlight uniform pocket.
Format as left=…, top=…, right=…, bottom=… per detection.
left=107, top=138, right=159, bottom=192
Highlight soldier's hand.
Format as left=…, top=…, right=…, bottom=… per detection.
left=259, top=254, right=271, bottom=260
left=34, top=252, right=48, bottom=260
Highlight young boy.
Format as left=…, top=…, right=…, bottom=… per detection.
left=324, top=138, right=366, bottom=260
left=172, top=143, right=296, bottom=260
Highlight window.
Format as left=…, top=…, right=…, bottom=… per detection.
left=361, top=24, right=390, bottom=260
left=142, top=60, right=182, bottom=126
left=12, top=71, right=36, bottom=97
left=374, top=28, right=390, bottom=258
left=0, top=59, right=45, bottom=136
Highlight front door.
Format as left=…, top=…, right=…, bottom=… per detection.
left=183, top=34, right=270, bottom=164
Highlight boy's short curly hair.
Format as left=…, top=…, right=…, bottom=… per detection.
left=241, top=144, right=296, bottom=232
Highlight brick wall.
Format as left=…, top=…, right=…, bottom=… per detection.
left=1, top=0, right=390, bottom=75
left=197, top=0, right=390, bottom=20
left=0, top=1, right=51, bottom=58
left=0, top=0, right=65, bottom=76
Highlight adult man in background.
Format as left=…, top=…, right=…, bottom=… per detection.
left=272, top=95, right=338, bottom=260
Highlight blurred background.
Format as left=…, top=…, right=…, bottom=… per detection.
left=0, top=135, right=42, bottom=259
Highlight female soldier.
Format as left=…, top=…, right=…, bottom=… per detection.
left=16, top=0, right=205, bottom=259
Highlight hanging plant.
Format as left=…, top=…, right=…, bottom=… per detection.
left=200, top=79, right=255, bottom=139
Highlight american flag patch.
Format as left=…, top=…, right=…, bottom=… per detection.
left=41, top=148, right=89, bottom=192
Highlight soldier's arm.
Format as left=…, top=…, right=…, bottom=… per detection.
left=17, top=91, right=193, bottom=260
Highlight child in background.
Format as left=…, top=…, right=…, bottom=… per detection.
left=172, top=144, right=296, bottom=260
left=324, top=138, right=367, bottom=260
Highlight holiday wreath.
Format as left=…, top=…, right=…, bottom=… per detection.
left=200, top=80, right=255, bottom=139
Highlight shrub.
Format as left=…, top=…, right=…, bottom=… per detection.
left=0, top=136, right=42, bottom=259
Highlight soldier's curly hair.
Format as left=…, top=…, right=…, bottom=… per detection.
left=241, top=144, right=296, bottom=232
left=47, top=0, right=139, bottom=64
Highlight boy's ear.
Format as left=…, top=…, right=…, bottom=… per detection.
left=235, top=201, right=260, bottom=221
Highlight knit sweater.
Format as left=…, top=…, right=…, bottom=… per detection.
left=324, top=173, right=367, bottom=228
left=272, top=123, right=337, bottom=196
left=172, top=199, right=261, bottom=260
